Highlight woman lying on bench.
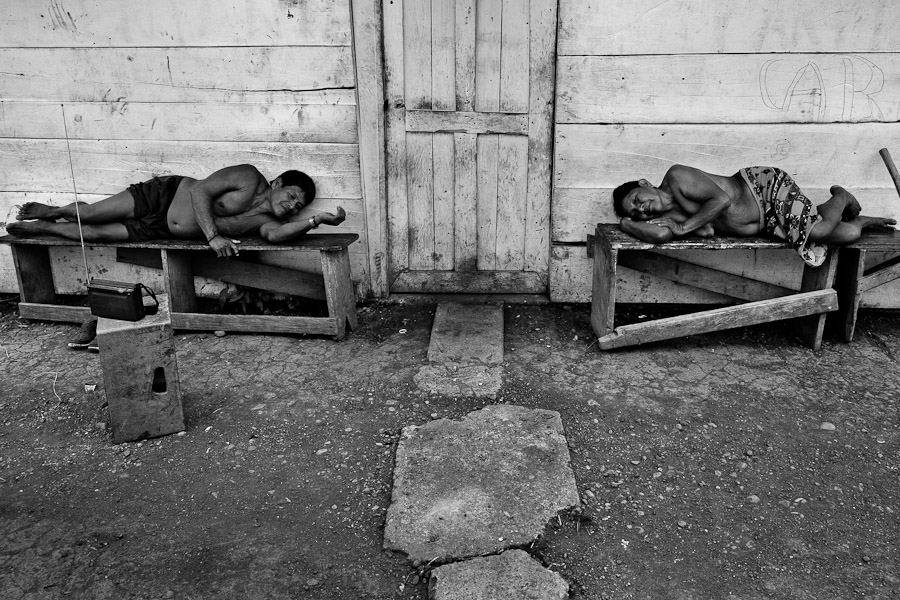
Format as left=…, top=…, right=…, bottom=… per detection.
left=613, top=164, right=896, bottom=267
left=7, top=164, right=345, bottom=258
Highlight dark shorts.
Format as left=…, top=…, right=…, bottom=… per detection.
left=123, top=176, right=184, bottom=241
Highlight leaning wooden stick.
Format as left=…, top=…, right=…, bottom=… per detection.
left=879, top=148, right=900, bottom=198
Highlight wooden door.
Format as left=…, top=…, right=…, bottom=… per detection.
left=383, top=0, right=557, bottom=294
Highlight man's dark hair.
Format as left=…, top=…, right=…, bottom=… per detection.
left=612, top=180, right=641, bottom=218
left=276, top=170, right=316, bottom=203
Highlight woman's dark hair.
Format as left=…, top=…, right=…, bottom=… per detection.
left=276, top=170, right=316, bottom=203
left=612, top=180, right=641, bottom=217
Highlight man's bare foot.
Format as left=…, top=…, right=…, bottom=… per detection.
left=831, top=185, right=862, bottom=221
left=6, top=221, right=48, bottom=236
left=17, top=202, right=59, bottom=221
left=855, top=216, right=897, bottom=230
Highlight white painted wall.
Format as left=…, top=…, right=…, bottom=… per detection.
left=0, top=0, right=367, bottom=297
left=551, top=0, right=900, bottom=306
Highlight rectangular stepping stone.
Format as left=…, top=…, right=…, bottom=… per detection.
left=430, top=550, right=569, bottom=600
left=427, top=302, right=504, bottom=364
left=383, top=405, right=579, bottom=563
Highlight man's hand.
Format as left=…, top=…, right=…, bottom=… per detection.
left=208, top=235, right=240, bottom=258
left=316, top=206, right=346, bottom=227
left=647, top=216, right=686, bottom=236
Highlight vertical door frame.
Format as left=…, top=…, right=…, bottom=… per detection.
left=351, top=0, right=389, bottom=297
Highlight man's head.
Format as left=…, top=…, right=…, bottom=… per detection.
left=272, top=170, right=316, bottom=203
left=268, top=170, right=317, bottom=218
left=612, top=179, right=667, bottom=220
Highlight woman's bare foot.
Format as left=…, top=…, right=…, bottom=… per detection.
left=6, top=221, right=49, bottom=236
left=17, top=202, right=59, bottom=221
left=831, top=185, right=862, bottom=221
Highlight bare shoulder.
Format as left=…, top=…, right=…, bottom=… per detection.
left=664, top=164, right=713, bottom=185
left=202, top=164, right=266, bottom=190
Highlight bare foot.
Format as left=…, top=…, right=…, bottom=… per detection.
left=831, top=186, right=862, bottom=221
left=17, top=202, right=59, bottom=221
left=6, top=221, right=48, bottom=236
left=856, top=216, right=897, bottom=230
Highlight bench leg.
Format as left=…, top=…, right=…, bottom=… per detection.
left=320, top=249, right=356, bottom=340
left=834, top=248, right=865, bottom=343
left=795, top=249, right=838, bottom=350
left=590, top=237, right=617, bottom=341
left=162, top=249, right=197, bottom=313
left=11, top=244, right=56, bottom=304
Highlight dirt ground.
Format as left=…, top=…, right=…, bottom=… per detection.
left=1, top=298, right=898, bottom=599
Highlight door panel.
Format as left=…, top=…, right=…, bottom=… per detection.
left=385, top=0, right=557, bottom=294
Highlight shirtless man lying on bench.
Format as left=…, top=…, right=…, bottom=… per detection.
left=613, top=164, right=896, bottom=267
left=8, top=164, right=345, bottom=258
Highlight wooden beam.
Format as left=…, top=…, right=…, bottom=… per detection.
left=618, top=251, right=793, bottom=301
left=558, top=0, right=900, bottom=55
left=598, top=289, right=838, bottom=350
left=406, top=110, right=528, bottom=134
left=170, top=313, right=337, bottom=336
left=859, top=255, right=900, bottom=293
left=116, top=248, right=328, bottom=301
left=0, top=0, right=351, bottom=47
left=18, top=303, right=91, bottom=323
left=392, top=270, right=546, bottom=294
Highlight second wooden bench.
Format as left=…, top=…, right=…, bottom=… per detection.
left=588, top=224, right=838, bottom=350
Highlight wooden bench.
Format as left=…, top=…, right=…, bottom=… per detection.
left=0, top=233, right=359, bottom=340
left=834, top=230, right=900, bottom=342
left=588, top=224, right=838, bottom=351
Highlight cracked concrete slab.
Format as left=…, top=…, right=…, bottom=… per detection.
left=383, top=405, right=579, bottom=563
left=429, top=550, right=569, bottom=600
left=413, top=362, right=502, bottom=399
left=427, top=303, right=504, bottom=364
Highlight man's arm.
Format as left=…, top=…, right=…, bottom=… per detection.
left=190, top=164, right=263, bottom=256
left=619, top=217, right=674, bottom=244
left=258, top=207, right=346, bottom=243
left=620, top=207, right=716, bottom=243
left=651, top=165, right=732, bottom=236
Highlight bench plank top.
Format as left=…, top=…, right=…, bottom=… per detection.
left=595, top=223, right=900, bottom=252
left=594, top=223, right=791, bottom=251
left=845, top=230, right=900, bottom=251
left=0, top=233, right=359, bottom=252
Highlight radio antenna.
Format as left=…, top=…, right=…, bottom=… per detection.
left=61, top=104, right=91, bottom=283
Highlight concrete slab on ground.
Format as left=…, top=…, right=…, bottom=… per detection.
left=383, top=404, right=579, bottom=563
left=429, top=550, right=569, bottom=600
left=427, top=303, right=504, bottom=364
left=413, top=362, right=502, bottom=399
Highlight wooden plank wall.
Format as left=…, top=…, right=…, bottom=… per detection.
left=552, top=0, right=900, bottom=306
left=0, top=0, right=368, bottom=297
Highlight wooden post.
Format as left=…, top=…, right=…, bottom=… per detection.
left=590, top=230, right=617, bottom=339
left=10, top=244, right=56, bottom=304
left=795, top=249, right=838, bottom=350
left=320, top=248, right=357, bottom=340
left=161, top=249, right=197, bottom=313
left=834, top=248, right=866, bottom=343
left=97, top=295, right=184, bottom=443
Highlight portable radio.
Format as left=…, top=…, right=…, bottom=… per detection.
left=88, top=280, right=158, bottom=321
